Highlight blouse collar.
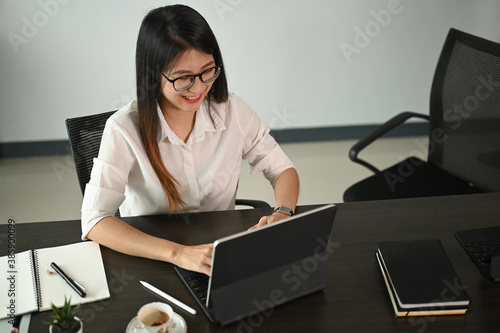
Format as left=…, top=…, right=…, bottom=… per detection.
left=156, top=99, right=226, bottom=145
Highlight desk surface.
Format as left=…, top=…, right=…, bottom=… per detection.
left=2, top=192, right=500, bottom=332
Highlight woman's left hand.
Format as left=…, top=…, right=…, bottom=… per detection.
left=248, top=212, right=290, bottom=230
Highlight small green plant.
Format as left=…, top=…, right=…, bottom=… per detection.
left=44, top=296, right=82, bottom=333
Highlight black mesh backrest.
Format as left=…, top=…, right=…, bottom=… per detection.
left=66, top=111, right=116, bottom=195
left=429, top=28, right=500, bottom=192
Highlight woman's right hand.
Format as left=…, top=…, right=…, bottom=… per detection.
left=172, top=243, right=213, bottom=275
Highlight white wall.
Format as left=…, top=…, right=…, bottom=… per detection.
left=1, top=0, right=499, bottom=143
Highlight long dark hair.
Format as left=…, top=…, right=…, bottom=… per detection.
left=135, top=5, right=229, bottom=212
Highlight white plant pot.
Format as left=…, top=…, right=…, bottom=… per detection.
left=49, top=317, right=83, bottom=333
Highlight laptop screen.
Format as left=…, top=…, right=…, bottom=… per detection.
left=174, top=204, right=337, bottom=326
left=207, top=204, right=337, bottom=314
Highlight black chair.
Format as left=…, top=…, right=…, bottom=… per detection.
left=343, top=28, right=500, bottom=202
left=66, top=111, right=270, bottom=211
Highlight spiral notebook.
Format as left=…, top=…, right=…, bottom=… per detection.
left=0, top=241, right=110, bottom=319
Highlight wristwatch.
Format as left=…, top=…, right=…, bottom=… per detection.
left=273, top=206, right=294, bottom=216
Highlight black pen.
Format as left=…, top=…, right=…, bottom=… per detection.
left=11, top=315, right=21, bottom=333
left=50, top=262, right=87, bottom=298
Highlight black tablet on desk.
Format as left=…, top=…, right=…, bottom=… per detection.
left=175, top=204, right=337, bottom=326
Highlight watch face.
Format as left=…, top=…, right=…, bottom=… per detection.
left=275, top=206, right=293, bottom=215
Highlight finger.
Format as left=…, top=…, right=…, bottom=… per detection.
left=201, top=264, right=211, bottom=276
left=201, top=245, right=213, bottom=275
left=248, top=216, right=271, bottom=230
left=196, top=256, right=211, bottom=275
left=258, top=216, right=273, bottom=226
left=203, top=251, right=213, bottom=264
left=190, top=256, right=211, bottom=276
left=257, top=216, right=268, bottom=225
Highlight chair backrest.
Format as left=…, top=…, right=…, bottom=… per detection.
left=66, top=111, right=116, bottom=195
left=429, top=28, right=500, bottom=192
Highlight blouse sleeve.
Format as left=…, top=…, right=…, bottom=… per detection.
left=80, top=116, right=134, bottom=239
left=233, top=95, right=295, bottom=185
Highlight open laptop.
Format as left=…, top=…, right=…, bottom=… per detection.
left=174, top=204, right=337, bottom=326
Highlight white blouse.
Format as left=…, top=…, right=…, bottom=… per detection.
left=81, top=93, right=294, bottom=239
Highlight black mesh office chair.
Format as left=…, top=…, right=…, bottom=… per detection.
left=66, top=111, right=270, bottom=210
left=343, top=28, right=500, bottom=202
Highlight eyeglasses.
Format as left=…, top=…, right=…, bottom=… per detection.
left=162, top=65, right=222, bottom=92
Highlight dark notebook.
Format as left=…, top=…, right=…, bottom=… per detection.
left=376, top=240, right=470, bottom=317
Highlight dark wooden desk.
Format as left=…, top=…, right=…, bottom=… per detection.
left=2, top=192, right=500, bottom=332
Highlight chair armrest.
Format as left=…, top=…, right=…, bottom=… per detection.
left=349, top=111, right=430, bottom=174
left=235, top=199, right=271, bottom=209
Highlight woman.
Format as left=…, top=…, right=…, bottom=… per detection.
left=81, top=4, right=299, bottom=275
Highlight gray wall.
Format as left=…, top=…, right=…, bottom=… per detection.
left=1, top=0, right=499, bottom=143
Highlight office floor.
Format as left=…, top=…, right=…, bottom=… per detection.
left=0, top=137, right=428, bottom=224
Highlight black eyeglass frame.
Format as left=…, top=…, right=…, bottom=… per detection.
left=161, top=65, right=223, bottom=92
